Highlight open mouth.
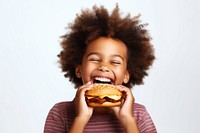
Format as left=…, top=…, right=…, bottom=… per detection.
left=93, top=77, right=113, bottom=84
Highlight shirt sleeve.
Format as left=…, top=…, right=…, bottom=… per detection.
left=137, top=109, right=157, bottom=133
left=44, top=104, right=66, bottom=133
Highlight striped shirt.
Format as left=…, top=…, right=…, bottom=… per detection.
left=44, top=101, right=157, bottom=133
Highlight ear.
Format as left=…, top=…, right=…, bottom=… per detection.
left=75, top=65, right=82, bottom=78
left=123, top=70, right=130, bottom=84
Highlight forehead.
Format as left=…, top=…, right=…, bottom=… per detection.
left=85, top=37, right=128, bottom=58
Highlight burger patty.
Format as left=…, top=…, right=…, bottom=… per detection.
left=86, top=96, right=122, bottom=104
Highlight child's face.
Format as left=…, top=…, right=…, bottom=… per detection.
left=76, top=37, right=130, bottom=85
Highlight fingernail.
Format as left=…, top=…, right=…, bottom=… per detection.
left=87, top=82, right=91, bottom=84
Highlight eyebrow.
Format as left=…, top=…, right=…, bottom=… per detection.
left=86, top=52, right=125, bottom=61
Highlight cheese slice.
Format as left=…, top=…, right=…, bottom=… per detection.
left=86, top=95, right=121, bottom=100
left=99, top=95, right=121, bottom=100
left=87, top=96, right=94, bottom=99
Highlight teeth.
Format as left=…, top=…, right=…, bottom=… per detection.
left=94, top=77, right=111, bottom=82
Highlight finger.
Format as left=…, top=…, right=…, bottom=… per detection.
left=76, top=82, right=93, bottom=95
left=116, top=85, right=132, bottom=97
left=110, top=106, right=120, bottom=112
left=75, top=84, right=93, bottom=105
left=116, top=85, right=130, bottom=92
left=78, top=82, right=92, bottom=90
left=116, top=85, right=135, bottom=104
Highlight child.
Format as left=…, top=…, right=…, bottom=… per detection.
left=44, top=4, right=157, bottom=133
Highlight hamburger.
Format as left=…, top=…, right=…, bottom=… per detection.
left=85, top=83, right=123, bottom=107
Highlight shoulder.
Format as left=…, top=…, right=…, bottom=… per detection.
left=133, top=103, right=146, bottom=110
left=133, top=103, right=147, bottom=114
left=133, top=103, right=157, bottom=132
left=52, top=100, right=75, bottom=111
left=53, top=101, right=74, bottom=109
left=44, top=101, right=75, bottom=132
left=132, top=103, right=148, bottom=121
left=133, top=103, right=151, bottom=124
left=48, top=101, right=76, bottom=119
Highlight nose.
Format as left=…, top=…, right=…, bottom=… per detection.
left=97, top=64, right=110, bottom=72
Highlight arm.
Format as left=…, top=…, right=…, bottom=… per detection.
left=68, top=82, right=94, bottom=133
left=120, top=116, right=139, bottom=133
left=68, top=116, right=89, bottom=133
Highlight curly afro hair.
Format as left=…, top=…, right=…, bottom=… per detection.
left=58, top=4, right=155, bottom=88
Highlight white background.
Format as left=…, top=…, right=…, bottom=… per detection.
left=0, top=0, right=200, bottom=132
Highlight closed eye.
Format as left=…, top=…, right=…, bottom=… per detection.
left=111, top=60, right=121, bottom=65
left=88, top=58, right=100, bottom=63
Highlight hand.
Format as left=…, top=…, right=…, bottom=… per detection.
left=110, top=85, right=134, bottom=122
left=74, top=82, right=94, bottom=123
left=110, top=85, right=139, bottom=133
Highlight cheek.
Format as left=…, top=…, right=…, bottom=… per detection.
left=113, top=68, right=124, bottom=76
left=113, top=67, right=127, bottom=78
left=82, top=63, right=95, bottom=76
